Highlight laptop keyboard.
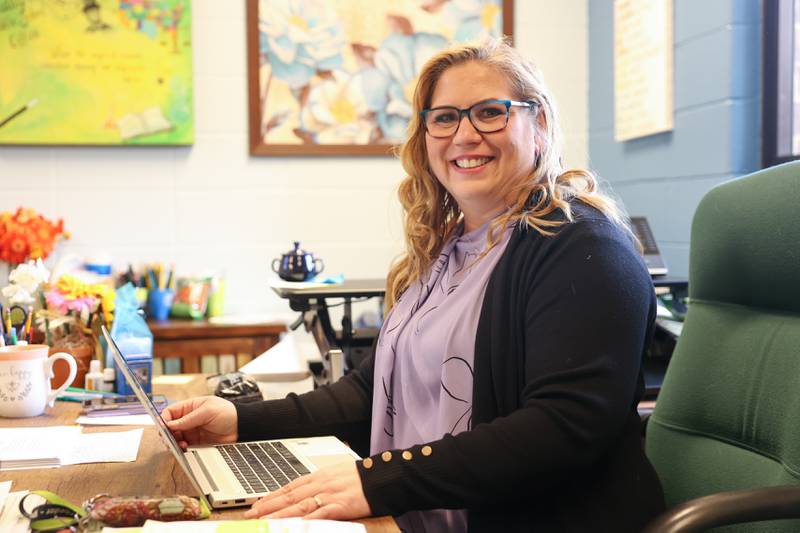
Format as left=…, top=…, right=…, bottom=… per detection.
left=216, top=442, right=311, bottom=494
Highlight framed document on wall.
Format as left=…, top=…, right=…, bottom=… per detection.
left=246, top=0, right=513, bottom=156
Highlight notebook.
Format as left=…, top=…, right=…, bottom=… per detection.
left=101, top=325, right=360, bottom=509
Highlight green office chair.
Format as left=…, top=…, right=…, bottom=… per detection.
left=644, top=161, right=800, bottom=533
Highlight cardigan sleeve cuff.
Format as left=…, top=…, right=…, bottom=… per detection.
left=356, top=443, right=451, bottom=516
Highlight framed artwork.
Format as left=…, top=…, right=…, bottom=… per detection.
left=246, top=0, right=513, bottom=156
left=0, top=0, right=193, bottom=146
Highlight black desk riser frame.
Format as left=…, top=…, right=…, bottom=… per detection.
left=273, top=277, right=689, bottom=387
left=272, top=279, right=386, bottom=385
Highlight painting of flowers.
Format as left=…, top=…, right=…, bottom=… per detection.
left=246, top=0, right=513, bottom=155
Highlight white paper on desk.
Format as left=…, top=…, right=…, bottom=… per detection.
left=61, top=428, right=143, bottom=465
left=240, top=332, right=311, bottom=382
left=0, top=426, right=81, bottom=469
left=0, top=481, right=12, bottom=513
left=0, top=491, right=44, bottom=533
left=76, top=414, right=154, bottom=426
left=142, top=517, right=366, bottom=532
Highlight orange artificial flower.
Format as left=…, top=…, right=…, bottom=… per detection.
left=0, top=207, right=69, bottom=264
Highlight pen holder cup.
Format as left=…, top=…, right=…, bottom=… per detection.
left=147, top=289, right=175, bottom=321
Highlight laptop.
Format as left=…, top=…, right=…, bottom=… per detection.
left=101, top=325, right=360, bottom=509
left=630, top=216, right=668, bottom=276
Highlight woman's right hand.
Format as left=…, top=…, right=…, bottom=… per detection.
left=161, top=395, right=239, bottom=450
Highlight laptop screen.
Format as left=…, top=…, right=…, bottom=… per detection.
left=101, top=325, right=211, bottom=507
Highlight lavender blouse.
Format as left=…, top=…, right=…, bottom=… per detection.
left=370, top=217, right=513, bottom=532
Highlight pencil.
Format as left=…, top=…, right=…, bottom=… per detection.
left=24, top=306, right=32, bottom=343
left=0, top=98, right=38, bottom=129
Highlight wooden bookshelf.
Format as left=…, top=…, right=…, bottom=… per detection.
left=147, top=319, right=286, bottom=374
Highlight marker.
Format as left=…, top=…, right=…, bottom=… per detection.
left=0, top=98, right=39, bottom=129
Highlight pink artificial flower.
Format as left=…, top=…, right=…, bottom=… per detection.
left=45, top=289, right=69, bottom=314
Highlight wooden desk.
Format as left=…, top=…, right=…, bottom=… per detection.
left=0, top=375, right=397, bottom=532
left=148, top=320, right=286, bottom=374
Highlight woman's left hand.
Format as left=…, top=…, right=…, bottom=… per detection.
left=243, top=460, right=371, bottom=520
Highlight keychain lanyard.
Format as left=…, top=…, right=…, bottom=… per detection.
left=19, top=490, right=87, bottom=533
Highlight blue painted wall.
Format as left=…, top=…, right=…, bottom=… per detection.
left=588, top=0, right=762, bottom=277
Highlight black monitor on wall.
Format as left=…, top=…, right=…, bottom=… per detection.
left=763, top=0, right=800, bottom=167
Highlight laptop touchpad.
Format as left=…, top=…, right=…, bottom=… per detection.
left=308, top=454, right=356, bottom=469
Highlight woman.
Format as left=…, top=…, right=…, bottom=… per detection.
left=163, top=38, right=664, bottom=532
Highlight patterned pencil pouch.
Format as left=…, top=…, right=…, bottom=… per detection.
left=86, top=494, right=211, bottom=527
left=22, top=491, right=210, bottom=531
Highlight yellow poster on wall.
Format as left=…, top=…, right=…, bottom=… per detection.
left=0, top=0, right=193, bottom=145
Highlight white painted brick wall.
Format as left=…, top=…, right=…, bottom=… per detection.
left=0, top=1, right=587, bottom=315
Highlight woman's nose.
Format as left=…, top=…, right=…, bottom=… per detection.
left=452, top=115, right=481, bottom=144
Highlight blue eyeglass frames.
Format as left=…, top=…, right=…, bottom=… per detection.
left=420, top=99, right=538, bottom=138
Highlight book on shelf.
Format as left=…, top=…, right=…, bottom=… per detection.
left=164, top=357, right=182, bottom=375
left=200, top=355, right=218, bottom=374
left=219, top=354, right=237, bottom=374
left=152, top=357, right=164, bottom=376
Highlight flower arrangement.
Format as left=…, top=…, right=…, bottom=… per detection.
left=1, top=258, right=50, bottom=305
left=44, top=274, right=115, bottom=325
left=0, top=207, right=69, bottom=265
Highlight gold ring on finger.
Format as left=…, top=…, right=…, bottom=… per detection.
left=313, top=495, right=323, bottom=509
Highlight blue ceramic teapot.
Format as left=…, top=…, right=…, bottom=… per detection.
left=272, top=241, right=324, bottom=282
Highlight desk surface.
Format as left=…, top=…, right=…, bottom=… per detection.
left=0, top=375, right=398, bottom=532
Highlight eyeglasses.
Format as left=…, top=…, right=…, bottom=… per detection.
left=420, top=99, right=538, bottom=138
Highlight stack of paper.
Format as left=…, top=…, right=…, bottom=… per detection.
left=0, top=426, right=143, bottom=471
left=240, top=332, right=313, bottom=382
left=0, top=426, right=77, bottom=470
left=0, top=482, right=44, bottom=533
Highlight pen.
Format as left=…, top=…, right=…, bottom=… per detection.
left=0, top=304, right=5, bottom=337
left=66, top=386, right=119, bottom=397
left=165, top=263, right=174, bottom=290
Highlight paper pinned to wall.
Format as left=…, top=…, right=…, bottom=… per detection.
left=613, top=0, right=674, bottom=141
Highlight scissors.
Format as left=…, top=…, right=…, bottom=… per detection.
left=1, top=303, right=29, bottom=338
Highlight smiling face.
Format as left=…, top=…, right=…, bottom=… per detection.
left=425, top=61, right=539, bottom=232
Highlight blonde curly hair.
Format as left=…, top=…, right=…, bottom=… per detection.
left=386, top=37, right=629, bottom=311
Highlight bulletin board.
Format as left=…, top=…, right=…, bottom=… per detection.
left=0, top=0, right=194, bottom=145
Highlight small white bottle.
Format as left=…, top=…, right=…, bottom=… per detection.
left=100, top=367, right=116, bottom=393
left=85, top=360, right=105, bottom=391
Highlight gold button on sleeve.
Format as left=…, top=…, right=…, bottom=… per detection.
left=381, top=451, right=393, bottom=462
left=402, top=451, right=412, bottom=460
left=421, top=445, right=432, bottom=456
left=362, top=457, right=373, bottom=469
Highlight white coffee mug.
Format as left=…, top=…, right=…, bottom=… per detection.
left=0, top=344, right=77, bottom=417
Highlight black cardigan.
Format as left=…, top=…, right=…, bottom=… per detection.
left=237, top=203, right=665, bottom=531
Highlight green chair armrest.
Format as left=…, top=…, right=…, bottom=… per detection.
left=643, top=485, right=800, bottom=533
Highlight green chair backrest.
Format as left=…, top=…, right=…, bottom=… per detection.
left=645, top=161, right=800, bottom=532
